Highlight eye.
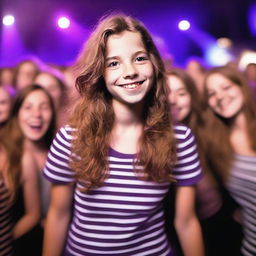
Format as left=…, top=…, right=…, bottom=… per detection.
left=223, top=84, right=232, bottom=90
left=106, top=61, right=119, bottom=68
left=135, top=55, right=148, bottom=62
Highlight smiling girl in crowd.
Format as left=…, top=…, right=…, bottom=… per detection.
left=0, top=85, right=56, bottom=256
left=166, top=67, right=243, bottom=256
left=204, top=66, right=256, bottom=256
left=43, top=13, right=204, bottom=256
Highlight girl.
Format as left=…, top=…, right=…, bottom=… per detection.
left=166, top=68, right=242, bottom=256
left=0, top=85, right=56, bottom=256
left=204, top=66, right=256, bottom=256
left=43, top=14, right=204, bottom=256
left=34, top=69, right=68, bottom=128
left=0, top=85, right=16, bottom=127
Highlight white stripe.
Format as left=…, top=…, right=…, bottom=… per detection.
left=174, top=161, right=200, bottom=172
left=44, top=168, right=74, bottom=183
left=176, top=144, right=197, bottom=157
left=74, top=193, right=156, bottom=210
left=174, top=169, right=201, bottom=180
left=76, top=190, right=164, bottom=203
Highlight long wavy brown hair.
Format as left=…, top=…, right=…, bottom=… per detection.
left=69, top=13, right=176, bottom=191
left=0, top=85, right=56, bottom=200
left=203, top=66, right=256, bottom=181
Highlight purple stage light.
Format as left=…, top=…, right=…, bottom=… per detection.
left=57, top=17, right=70, bottom=29
left=2, top=15, right=15, bottom=26
left=178, top=20, right=190, bottom=31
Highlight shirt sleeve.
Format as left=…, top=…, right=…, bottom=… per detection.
left=43, top=126, right=76, bottom=184
left=172, top=124, right=203, bottom=186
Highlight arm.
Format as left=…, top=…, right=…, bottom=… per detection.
left=12, top=153, right=41, bottom=238
left=174, top=185, right=204, bottom=256
left=43, top=183, right=74, bottom=256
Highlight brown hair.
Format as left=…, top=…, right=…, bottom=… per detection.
left=165, top=68, right=218, bottom=180
left=0, top=84, right=56, bottom=199
left=69, top=13, right=176, bottom=191
left=203, top=66, right=256, bottom=181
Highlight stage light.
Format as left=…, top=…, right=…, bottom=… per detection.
left=178, top=20, right=190, bottom=31
left=206, top=45, right=232, bottom=66
left=2, top=15, right=15, bottom=26
left=217, top=37, right=232, bottom=48
left=238, top=51, right=256, bottom=70
left=57, top=17, right=70, bottom=29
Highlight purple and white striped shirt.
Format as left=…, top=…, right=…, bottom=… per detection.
left=44, top=124, right=202, bottom=256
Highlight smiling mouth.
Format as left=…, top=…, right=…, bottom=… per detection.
left=118, top=80, right=144, bottom=89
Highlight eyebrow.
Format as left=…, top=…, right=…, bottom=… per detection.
left=105, top=50, right=148, bottom=62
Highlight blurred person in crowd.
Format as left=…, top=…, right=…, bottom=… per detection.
left=204, top=66, right=256, bottom=256
left=0, top=67, right=14, bottom=86
left=0, top=85, right=56, bottom=256
left=0, top=85, right=16, bottom=127
left=185, top=57, right=207, bottom=94
left=12, top=59, right=41, bottom=91
left=244, top=62, right=256, bottom=99
left=43, top=13, right=204, bottom=256
left=166, top=68, right=243, bottom=256
left=34, top=69, right=68, bottom=128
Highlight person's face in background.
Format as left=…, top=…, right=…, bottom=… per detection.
left=18, top=89, right=53, bottom=142
left=16, top=62, right=38, bottom=91
left=0, top=87, right=12, bottom=125
left=34, top=73, right=63, bottom=110
left=206, top=73, right=244, bottom=119
left=167, top=75, right=191, bottom=122
left=104, top=31, right=154, bottom=107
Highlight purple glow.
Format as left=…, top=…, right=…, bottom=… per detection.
left=2, top=15, right=15, bottom=26
left=248, top=3, right=256, bottom=36
left=57, top=17, right=70, bottom=29
left=178, top=20, right=190, bottom=31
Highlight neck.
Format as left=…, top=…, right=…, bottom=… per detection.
left=230, top=111, right=247, bottom=132
left=112, top=100, right=145, bottom=127
left=24, top=139, right=46, bottom=153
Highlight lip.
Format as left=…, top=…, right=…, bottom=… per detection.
left=117, top=80, right=145, bottom=89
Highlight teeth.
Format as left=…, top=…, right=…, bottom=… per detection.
left=122, top=82, right=140, bottom=89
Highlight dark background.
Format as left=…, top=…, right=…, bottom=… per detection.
left=1, top=0, right=255, bottom=67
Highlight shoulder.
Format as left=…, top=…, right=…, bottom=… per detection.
left=21, top=151, right=38, bottom=182
left=173, top=123, right=194, bottom=143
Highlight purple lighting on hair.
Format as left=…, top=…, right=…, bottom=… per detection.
left=2, top=15, right=15, bottom=26
left=178, top=20, right=190, bottom=31
left=57, top=17, right=70, bottom=29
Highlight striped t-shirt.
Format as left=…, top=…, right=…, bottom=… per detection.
left=0, top=179, right=14, bottom=256
left=43, top=124, right=202, bottom=256
left=227, top=154, right=256, bottom=256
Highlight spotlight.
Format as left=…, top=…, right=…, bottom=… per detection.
left=178, top=20, right=190, bottom=31
left=57, top=17, right=70, bottom=29
left=2, top=15, right=15, bottom=26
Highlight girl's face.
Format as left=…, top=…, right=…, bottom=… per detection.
left=0, top=87, right=12, bottom=124
left=206, top=73, right=244, bottom=118
left=18, top=90, right=53, bottom=142
left=167, top=75, right=191, bottom=121
left=16, top=62, right=38, bottom=90
left=103, top=31, right=154, bottom=107
left=34, top=73, right=62, bottom=110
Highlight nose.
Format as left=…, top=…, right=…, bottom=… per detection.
left=168, top=92, right=177, bottom=105
left=122, top=62, right=138, bottom=79
left=31, top=107, right=41, bottom=117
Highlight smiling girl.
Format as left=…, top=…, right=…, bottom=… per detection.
left=0, top=85, right=56, bottom=256
left=43, top=14, right=204, bottom=256
left=204, top=66, right=256, bottom=256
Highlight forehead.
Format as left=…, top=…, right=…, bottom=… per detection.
left=23, top=90, right=50, bottom=103
left=105, top=31, right=145, bottom=55
left=206, top=73, right=231, bottom=88
left=167, top=75, right=186, bottom=90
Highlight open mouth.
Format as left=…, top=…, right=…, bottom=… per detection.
left=29, top=124, right=43, bottom=131
left=118, top=80, right=144, bottom=89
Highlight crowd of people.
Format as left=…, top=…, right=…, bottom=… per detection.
left=0, top=12, right=256, bottom=256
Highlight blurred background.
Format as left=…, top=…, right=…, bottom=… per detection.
left=1, top=0, right=256, bottom=68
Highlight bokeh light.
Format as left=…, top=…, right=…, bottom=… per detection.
left=178, top=20, right=191, bottom=31
left=57, top=17, right=70, bottom=29
left=2, top=15, right=15, bottom=26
